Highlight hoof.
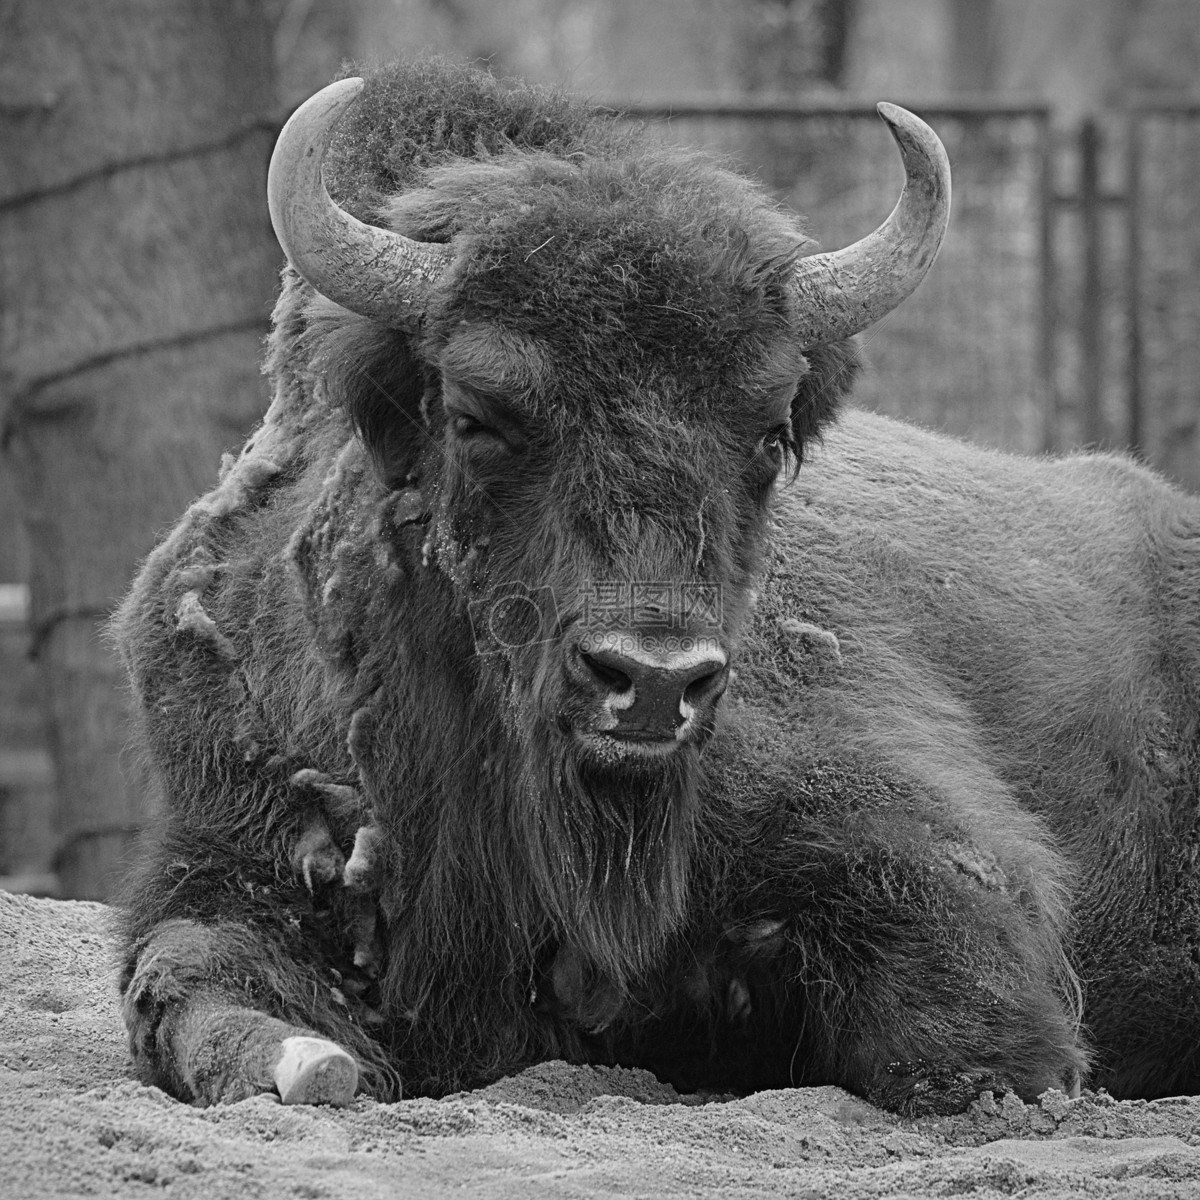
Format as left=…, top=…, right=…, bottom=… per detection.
left=273, top=1036, right=358, bottom=1105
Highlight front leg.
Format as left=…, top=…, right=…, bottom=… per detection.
left=771, top=823, right=1084, bottom=1112
left=656, top=784, right=1089, bottom=1113
left=119, top=828, right=401, bottom=1106
left=122, top=919, right=359, bottom=1105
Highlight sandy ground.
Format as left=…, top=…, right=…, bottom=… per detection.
left=3, top=891, right=1200, bottom=1200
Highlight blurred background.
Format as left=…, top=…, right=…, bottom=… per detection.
left=2, top=0, right=1198, bottom=900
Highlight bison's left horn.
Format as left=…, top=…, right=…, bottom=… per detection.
left=790, top=103, right=951, bottom=347
left=268, top=77, right=452, bottom=327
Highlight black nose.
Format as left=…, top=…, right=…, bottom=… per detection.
left=571, top=631, right=729, bottom=737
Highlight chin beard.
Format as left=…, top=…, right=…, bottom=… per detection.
left=512, top=736, right=702, bottom=1028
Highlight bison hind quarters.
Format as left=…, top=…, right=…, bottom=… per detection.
left=274, top=1035, right=359, bottom=1106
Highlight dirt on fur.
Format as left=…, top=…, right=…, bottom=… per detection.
left=3, top=891, right=1199, bottom=1200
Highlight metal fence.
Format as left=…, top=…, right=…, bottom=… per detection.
left=1131, top=104, right=1200, bottom=489
left=622, top=97, right=1200, bottom=491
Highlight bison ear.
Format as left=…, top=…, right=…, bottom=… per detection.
left=303, top=302, right=429, bottom=489
left=792, top=339, right=862, bottom=441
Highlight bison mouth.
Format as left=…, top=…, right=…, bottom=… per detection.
left=575, top=728, right=695, bottom=761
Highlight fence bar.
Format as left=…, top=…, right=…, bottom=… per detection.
left=1125, top=114, right=1144, bottom=455
left=1039, top=114, right=1059, bottom=452
left=1129, top=95, right=1200, bottom=116
left=607, top=95, right=1052, bottom=122
left=1079, top=117, right=1104, bottom=446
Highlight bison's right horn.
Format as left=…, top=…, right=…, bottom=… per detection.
left=790, top=103, right=951, bottom=347
left=267, top=77, right=452, bottom=328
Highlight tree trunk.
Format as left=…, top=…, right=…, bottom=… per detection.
left=0, top=0, right=280, bottom=898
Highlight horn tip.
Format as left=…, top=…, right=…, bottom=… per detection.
left=875, top=101, right=915, bottom=132
left=274, top=77, right=366, bottom=164
left=314, top=76, right=366, bottom=118
left=874, top=102, right=950, bottom=184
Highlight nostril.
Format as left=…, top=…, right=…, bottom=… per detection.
left=683, top=664, right=729, bottom=707
left=579, top=649, right=633, bottom=694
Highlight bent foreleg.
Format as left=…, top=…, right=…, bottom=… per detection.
left=121, top=918, right=372, bottom=1105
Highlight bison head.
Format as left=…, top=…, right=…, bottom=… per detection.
left=265, top=69, right=950, bottom=1012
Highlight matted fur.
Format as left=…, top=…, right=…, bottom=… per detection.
left=114, top=58, right=1200, bottom=1113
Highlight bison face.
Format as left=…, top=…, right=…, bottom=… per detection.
left=430, top=316, right=805, bottom=769
left=309, top=148, right=864, bottom=779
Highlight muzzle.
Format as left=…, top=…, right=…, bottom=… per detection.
left=566, top=627, right=729, bottom=749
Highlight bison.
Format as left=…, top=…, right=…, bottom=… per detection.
left=114, top=59, right=1200, bottom=1116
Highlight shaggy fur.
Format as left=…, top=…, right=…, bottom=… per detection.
left=114, top=58, right=1200, bottom=1114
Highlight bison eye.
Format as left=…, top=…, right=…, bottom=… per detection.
left=760, top=422, right=794, bottom=460
left=451, top=412, right=509, bottom=449
left=757, top=421, right=800, bottom=480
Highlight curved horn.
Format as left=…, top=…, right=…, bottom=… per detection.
left=267, top=77, right=452, bottom=327
left=791, top=103, right=951, bottom=347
